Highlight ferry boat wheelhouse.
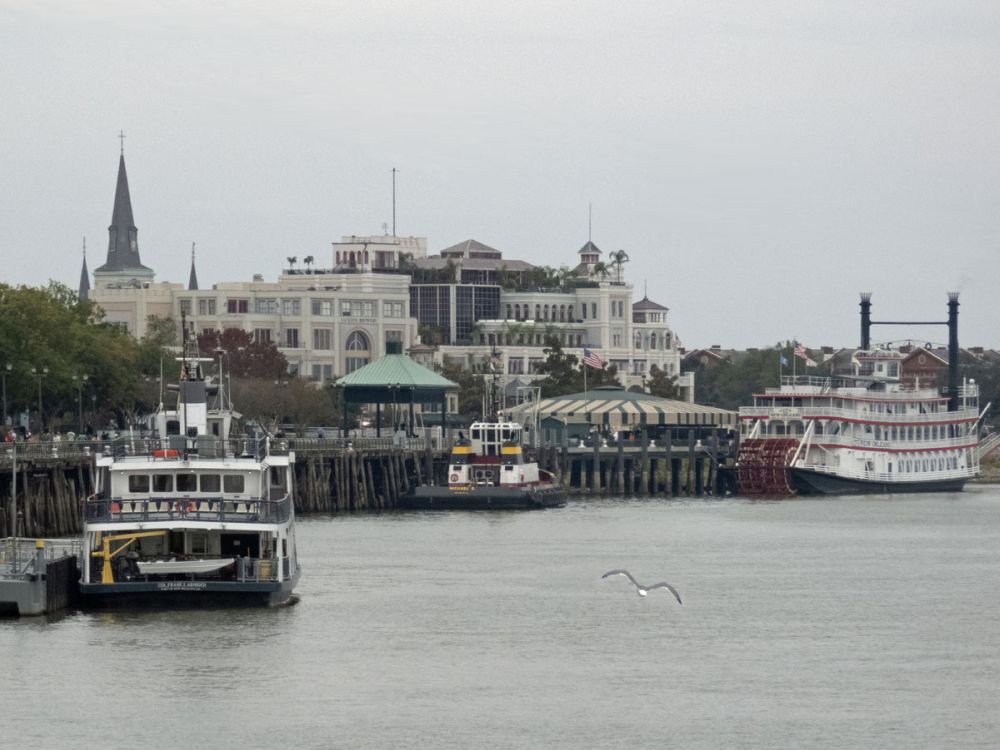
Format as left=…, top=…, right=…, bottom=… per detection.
left=79, top=336, right=300, bottom=608
left=737, top=347, right=982, bottom=495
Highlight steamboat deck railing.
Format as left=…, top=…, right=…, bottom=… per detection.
left=739, top=406, right=980, bottom=425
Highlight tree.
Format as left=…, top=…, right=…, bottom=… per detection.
left=286, top=256, right=297, bottom=272
left=196, top=328, right=288, bottom=380
left=0, top=282, right=142, bottom=431
left=440, top=361, right=487, bottom=423
left=534, top=336, right=581, bottom=397
left=609, top=249, right=630, bottom=283
left=645, top=364, right=679, bottom=399
left=960, top=351, right=1000, bottom=430
left=303, top=255, right=314, bottom=273
left=693, top=345, right=787, bottom=409
left=591, top=261, right=610, bottom=281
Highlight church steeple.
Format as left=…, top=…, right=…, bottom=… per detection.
left=188, top=243, right=199, bottom=290
left=78, top=238, right=91, bottom=300
left=94, top=144, right=152, bottom=276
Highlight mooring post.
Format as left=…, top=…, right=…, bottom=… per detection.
left=591, top=433, right=600, bottom=493
left=561, top=426, right=570, bottom=487
left=616, top=433, right=625, bottom=495
left=639, top=427, right=650, bottom=496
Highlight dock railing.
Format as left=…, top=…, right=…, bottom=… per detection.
left=1, top=538, right=81, bottom=578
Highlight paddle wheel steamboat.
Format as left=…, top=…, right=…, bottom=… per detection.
left=736, top=294, right=986, bottom=496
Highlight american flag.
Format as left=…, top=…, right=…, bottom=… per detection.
left=582, top=348, right=604, bottom=369
left=794, top=344, right=818, bottom=367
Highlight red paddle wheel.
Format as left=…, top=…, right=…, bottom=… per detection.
left=736, top=438, right=800, bottom=496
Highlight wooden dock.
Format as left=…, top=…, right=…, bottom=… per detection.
left=1, top=429, right=738, bottom=539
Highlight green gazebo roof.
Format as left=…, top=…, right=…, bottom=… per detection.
left=335, top=354, right=457, bottom=389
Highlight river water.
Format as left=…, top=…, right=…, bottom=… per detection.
left=3, top=488, right=999, bottom=749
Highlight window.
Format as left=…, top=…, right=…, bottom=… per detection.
left=176, top=474, right=197, bottom=492
left=128, top=475, right=149, bottom=493
left=223, top=474, right=245, bottom=493
left=592, top=303, right=597, bottom=318
left=200, top=474, right=221, bottom=492
left=153, top=474, right=174, bottom=492
left=198, top=298, right=216, bottom=315
left=313, top=328, right=332, bottom=350
left=383, top=301, right=405, bottom=318
left=254, top=328, right=272, bottom=344
left=346, top=331, right=370, bottom=350
left=341, top=301, right=375, bottom=317
left=255, top=298, right=278, bottom=314
left=284, top=328, right=299, bottom=348
left=227, top=298, right=249, bottom=314
left=179, top=299, right=192, bottom=315
left=282, top=299, right=301, bottom=316
left=312, top=300, right=333, bottom=316
left=310, top=364, right=334, bottom=381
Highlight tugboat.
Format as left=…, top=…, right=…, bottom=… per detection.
left=403, top=357, right=565, bottom=510
left=78, top=319, right=301, bottom=608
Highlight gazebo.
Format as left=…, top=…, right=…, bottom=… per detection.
left=515, top=384, right=737, bottom=440
left=333, top=354, right=458, bottom=437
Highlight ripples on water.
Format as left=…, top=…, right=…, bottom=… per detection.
left=3, top=489, right=1000, bottom=749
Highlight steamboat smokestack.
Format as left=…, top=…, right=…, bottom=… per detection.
left=860, top=293, right=872, bottom=350
left=948, top=293, right=959, bottom=411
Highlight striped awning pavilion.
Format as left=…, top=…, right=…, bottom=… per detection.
left=518, top=385, right=737, bottom=429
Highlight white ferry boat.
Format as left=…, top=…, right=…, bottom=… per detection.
left=79, top=333, right=300, bottom=608
left=737, top=347, right=983, bottom=495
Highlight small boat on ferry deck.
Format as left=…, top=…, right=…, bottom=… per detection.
left=79, top=323, right=301, bottom=608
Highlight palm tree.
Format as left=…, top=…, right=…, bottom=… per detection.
left=303, top=255, right=314, bottom=273
left=610, top=249, right=630, bottom=283
left=592, top=261, right=610, bottom=281
left=286, top=256, right=297, bottom=272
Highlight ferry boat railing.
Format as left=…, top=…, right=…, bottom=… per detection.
left=235, top=556, right=281, bottom=582
left=84, top=494, right=293, bottom=524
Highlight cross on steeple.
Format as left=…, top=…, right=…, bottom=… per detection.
left=118, top=130, right=126, bottom=154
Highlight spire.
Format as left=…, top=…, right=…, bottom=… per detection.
left=94, top=146, right=152, bottom=274
left=78, top=238, right=90, bottom=300
left=188, top=242, right=199, bottom=290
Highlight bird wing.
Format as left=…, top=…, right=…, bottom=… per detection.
left=602, top=569, right=639, bottom=587
left=648, top=582, right=682, bottom=604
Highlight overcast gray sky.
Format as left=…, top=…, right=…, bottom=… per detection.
left=1, top=0, right=997, bottom=349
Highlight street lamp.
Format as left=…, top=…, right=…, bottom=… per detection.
left=1, top=363, right=10, bottom=427
left=72, top=374, right=89, bottom=435
left=30, top=366, right=48, bottom=435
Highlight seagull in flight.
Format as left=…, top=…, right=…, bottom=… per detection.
left=602, top=570, right=682, bottom=604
